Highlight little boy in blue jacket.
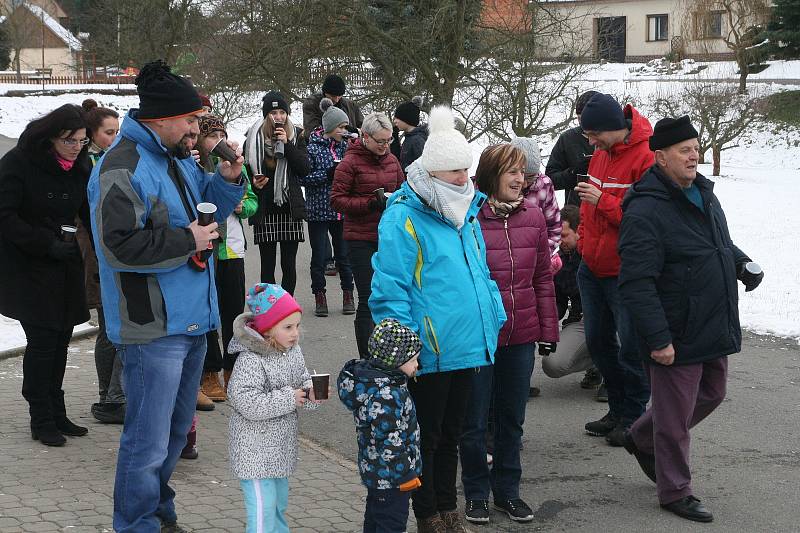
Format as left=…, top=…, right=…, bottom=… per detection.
left=338, top=319, right=422, bottom=532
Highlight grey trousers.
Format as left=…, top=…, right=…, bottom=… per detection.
left=540, top=320, right=593, bottom=379
left=630, top=356, right=727, bottom=504
left=95, top=307, right=125, bottom=404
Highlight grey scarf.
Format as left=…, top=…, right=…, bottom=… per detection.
left=245, top=116, right=296, bottom=207
left=406, top=161, right=474, bottom=229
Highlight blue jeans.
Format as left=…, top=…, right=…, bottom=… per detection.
left=113, top=334, right=206, bottom=533
left=241, top=478, right=289, bottom=533
left=460, top=343, right=535, bottom=501
left=308, top=220, right=353, bottom=294
left=577, top=262, right=650, bottom=424
left=363, top=487, right=411, bottom=533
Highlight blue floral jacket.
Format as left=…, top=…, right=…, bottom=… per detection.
left=337, top=358, right=421, bottom=489
left=299, top=128, right=348, bottom=222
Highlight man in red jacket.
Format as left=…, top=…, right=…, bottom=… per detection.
left=574, top=93, right=653, bottom=446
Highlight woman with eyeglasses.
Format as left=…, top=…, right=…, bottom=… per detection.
left=330, top=112, right=404, bottom=358
left=0, top=104, right=93, bottom=446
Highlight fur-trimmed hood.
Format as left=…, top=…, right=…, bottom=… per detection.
left=229, top=311, right=283, bottom=356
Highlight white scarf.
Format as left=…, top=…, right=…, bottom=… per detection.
left=406, top=161, right=474, bottom=229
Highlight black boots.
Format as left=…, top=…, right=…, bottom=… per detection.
left=31, top=422, right=66, bottom=446
left=55, top=417, right=88, bottom=437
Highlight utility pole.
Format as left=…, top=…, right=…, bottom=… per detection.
left=41, top=7, right=45, bottom=91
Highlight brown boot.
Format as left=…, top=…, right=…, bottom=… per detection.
left=440, top=510, right=473, bottom=533
left=417, top=513, right=448, bottom=533
left=196, top=390, right=215, bottom=411
left=201, top=371, right=226, bottom=402
left=342, top=290, right=355, bottom=315
left=314, top=292, right=328, bottom=317
left=223, top=369, right=232, bottom=393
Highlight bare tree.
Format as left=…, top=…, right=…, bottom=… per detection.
left=455, top=0, right=595, bottom=142
left=693, top=0, right=771, bottom=94
left=648, top=82, right=761, bottom=175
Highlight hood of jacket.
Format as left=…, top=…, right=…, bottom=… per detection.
left=608, top=104, right=653, bottom=157
left=228, top=312, right=286, bottom=356
left=337, top=358, right=407, bottom=412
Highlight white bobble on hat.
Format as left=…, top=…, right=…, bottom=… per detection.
left=420, top=106, right=472, bottom=173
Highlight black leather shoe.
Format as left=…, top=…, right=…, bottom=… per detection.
left=55, top=417, right=89, bottom=437
left=31, top=423, right=66, bottom=446
left=622, top=431, right=657, bottom=482
left=91, top=402, right=126, bottom=424
left=661, top=495, right=713, bottom=522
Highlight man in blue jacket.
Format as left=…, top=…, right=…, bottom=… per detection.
left=88, top=61, right=245, bottom=533
left=618, top=116, right=763, bottom=524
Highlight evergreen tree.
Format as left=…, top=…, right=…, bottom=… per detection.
left=765, top=0, right=800, bottom=58
left=0, top=25, right=10, bottom=71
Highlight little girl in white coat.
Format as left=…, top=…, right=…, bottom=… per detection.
left=227, top=283, right=324, bottom=532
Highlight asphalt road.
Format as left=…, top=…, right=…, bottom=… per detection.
left=2, top=137, right=798, bottom=531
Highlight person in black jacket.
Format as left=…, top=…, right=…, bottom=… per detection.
left=245, top=91, right=310, bottom=295
left=618, top=116, right=763, bottom=524
left=393, top=96, right=428, bottom=173
left=545, top=90, right=597, bottom=206
left=0, top=104, right=93, bottom=446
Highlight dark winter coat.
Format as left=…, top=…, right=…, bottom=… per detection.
left=399, top=124, right=428, bottom=172
left=578, top=105, right=654, bottom=278
left=618, top=165, right=747, bottom=365
left=299, top=128, right=348, bottom=222
left=478, top=200, right=559, bottom=346
left=248, top=125, right=309, bottom=223
left=555, top=248, right=582, bottom=324
left=0, top=145, right=91, bottom=328
left=337, top=358, right=421, bottom=490
left=302, top=93, right=364, bottom=138
left=545, top=126, right=593, bottom=207
left=330, top=141, right=405, bottom=242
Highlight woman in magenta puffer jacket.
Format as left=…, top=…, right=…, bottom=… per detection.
left=459, top=144, right=559, bottom=525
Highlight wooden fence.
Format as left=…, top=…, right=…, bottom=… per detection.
left=0, top=74, right=137, bottom=85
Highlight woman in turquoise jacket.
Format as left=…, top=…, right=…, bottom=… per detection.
left=369, top=106, right=505, bottom=533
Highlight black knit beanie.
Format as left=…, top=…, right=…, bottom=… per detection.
left=262, top=91, right=290, bottom=117
left=649, top=116, right=699, bottom=151
left=394, top=96, right=423, bottom=127
left=322, top=74, right=346, bottom=97
left=579, top=93, right=627, bottom=132
left=135, top=61, right=202, bottom=121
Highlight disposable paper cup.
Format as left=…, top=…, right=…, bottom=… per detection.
left=196, top=202, right=217, bottom=226
left=311, top=374, right=330, bottom=400
left=60, top=225, right=77, bottom=242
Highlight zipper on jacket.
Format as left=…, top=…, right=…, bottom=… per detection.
left=423, top=316, right=441, bottom=372
left=503, top=218, right=515, bottom=342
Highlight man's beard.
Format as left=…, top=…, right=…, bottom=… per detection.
left=172, top=135, right=194, bottom=159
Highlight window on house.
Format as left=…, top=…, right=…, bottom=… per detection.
left=696, top=10, right=724, bottom=39
left=647, top=14, right=669, bottom=42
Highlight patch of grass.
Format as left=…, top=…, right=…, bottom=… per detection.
left=760, top=90, right=800, bottom=127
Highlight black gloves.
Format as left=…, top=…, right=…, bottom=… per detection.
left=48, top=239, right=79, bottom=261
left=326, top=162, right=339, bottom=183
left=368, top=197, right=387, bottom=212
left=737, top=261, right=764, bottom=292
left=538, top=342, right=557, bottom=356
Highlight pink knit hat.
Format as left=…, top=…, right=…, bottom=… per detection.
left=246, top=283, right=302, bottom=334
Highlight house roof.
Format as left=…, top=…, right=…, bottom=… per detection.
left=22, top=2, right=82, bottom=52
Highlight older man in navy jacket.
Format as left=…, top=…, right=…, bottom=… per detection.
left=617, top=116, right=763, bottom=523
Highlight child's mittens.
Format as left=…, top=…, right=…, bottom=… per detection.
left=399, top=477, right=421, bottom=492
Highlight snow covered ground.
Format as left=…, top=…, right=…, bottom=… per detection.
left=1, top=60, right=799, bottom=350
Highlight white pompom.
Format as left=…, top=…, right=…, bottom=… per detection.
left=427, top=106, right=455, bottom=135
left=411, top=95, right=423, bottom=108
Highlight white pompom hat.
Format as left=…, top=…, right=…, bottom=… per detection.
left=419, top=106, right=472, bottom=173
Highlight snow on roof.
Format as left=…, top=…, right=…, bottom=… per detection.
left=23, top=3, right=82, bottom=52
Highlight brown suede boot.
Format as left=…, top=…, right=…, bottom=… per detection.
left=440, top=510, right=473, bottom=533
left=223, top=369, right=232, bottom=393
left=196, top=390, right=215, bottom=411
left=417, top=513, right=448, bottom=533
left=342, top=290, right=355, bottom=315
left=201, top=371, right=226, bottom=402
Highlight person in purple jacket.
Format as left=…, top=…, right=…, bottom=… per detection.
left=459, top=144, right=560, bottom=526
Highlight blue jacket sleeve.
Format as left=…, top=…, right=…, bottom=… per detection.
left=369, top=207, right=421, bottom=333
left=196, top=163, right=245, bottom=222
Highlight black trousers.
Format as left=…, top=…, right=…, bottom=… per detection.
left=204, top=258, right=246, bottom=372
left=407, top=369, right=473, bottom=520
left=20, top=322, right=74, bottom=428
left=259, top=241, right=300, bottom=295
left=347, top=240, right=378, bottom=358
